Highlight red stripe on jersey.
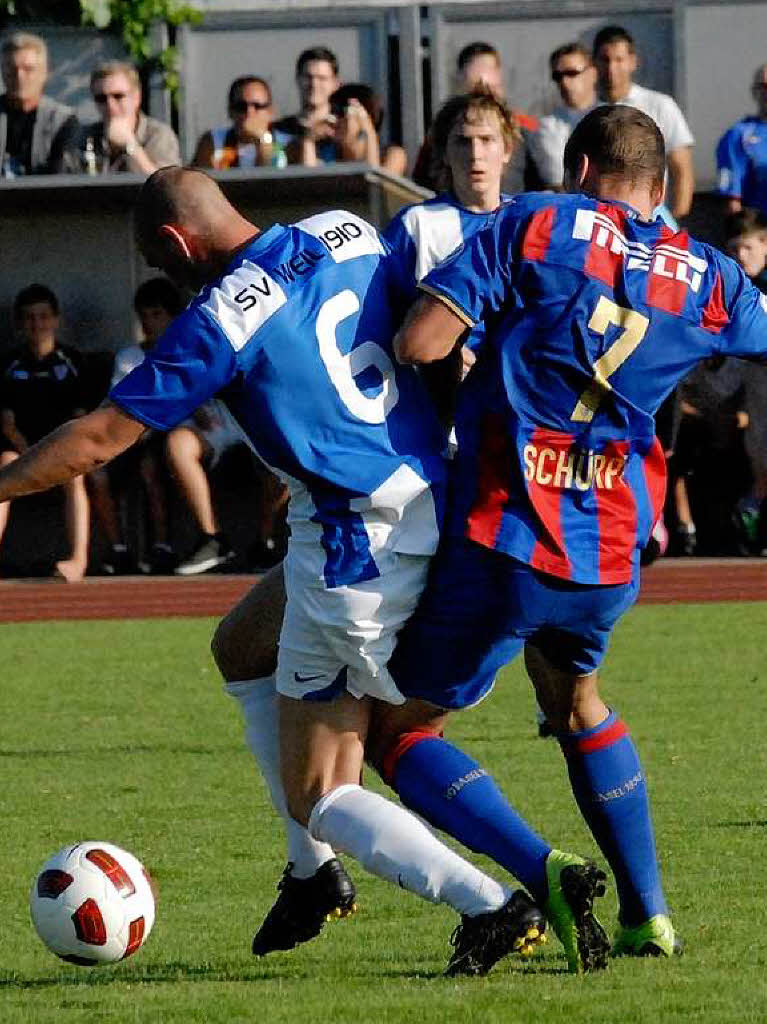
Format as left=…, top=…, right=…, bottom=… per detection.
left=526, top=428, right=572, bottom=579
left=564, top=718, right=628, bottom=756
left=583, top=202, right=627, bottom=288
left=466, top=412, right=512, bottom=548
left=593, top=439, right=636, bottom=583
left=646, top=226, right=688, bottom=315
left=700, top=271, right=730, bottom=333
left=521, top=206, right=555, bottom=262
left=642, top=436, right=668, bottom=530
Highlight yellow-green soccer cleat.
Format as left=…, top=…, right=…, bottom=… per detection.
left=612, top=915, right=682, bottom=958
left=542, top=849, right=610, bottom=974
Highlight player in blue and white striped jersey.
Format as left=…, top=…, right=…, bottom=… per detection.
left=0, top=168, right=548, bottom=976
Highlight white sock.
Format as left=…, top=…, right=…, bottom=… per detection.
left=225, top=677, right=335, bottom=878
left=309, top=783, right=509, bottom=916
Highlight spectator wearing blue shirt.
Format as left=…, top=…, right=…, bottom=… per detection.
left=717, top=65, right=767, bottom=216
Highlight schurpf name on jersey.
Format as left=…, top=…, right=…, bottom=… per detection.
left=203, top=259, right=287, bottom=352
left=523, top=442, right=627, bottom=491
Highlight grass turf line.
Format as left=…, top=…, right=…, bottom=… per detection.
left=1, top=606, right=766, bottom=1022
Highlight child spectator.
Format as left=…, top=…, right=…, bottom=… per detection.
left=88, top=277, right=180, bottom=574
left=724, top=208, right=767, bottom=550
left=0, top=284, right=89, bottom=580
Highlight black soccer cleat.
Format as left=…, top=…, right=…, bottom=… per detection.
left=252, top=858, right=357, bottom=957
left=445, top=890, right=547, bottom=977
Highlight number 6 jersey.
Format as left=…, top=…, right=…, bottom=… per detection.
left=421, top=192, right=767, bottom=585
left=111, top=211, right=447, bottom=587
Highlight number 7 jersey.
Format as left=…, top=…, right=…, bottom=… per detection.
left=421, top=192, right=767, bottom=585
left=111, top=211, right=447, bottom=587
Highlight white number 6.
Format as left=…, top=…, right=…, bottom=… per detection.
left=316, top=289, right=399, bottom=424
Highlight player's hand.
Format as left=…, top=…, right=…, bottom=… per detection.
left=460, top=345, right=476, bottom=380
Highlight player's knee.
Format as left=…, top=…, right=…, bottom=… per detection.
left=210, top=613, right=240, bottom=681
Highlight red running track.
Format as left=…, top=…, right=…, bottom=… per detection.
left=0, top=558, right=765, bottom=624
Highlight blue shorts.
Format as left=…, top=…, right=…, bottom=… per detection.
left=388, top=538, right=640, bottom=710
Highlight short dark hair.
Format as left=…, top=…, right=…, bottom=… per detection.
left=330, top=83, right=383, bottom=130
left=563, top=105, right=665, bottom=190
left=133, top=277, right=183, bottom=316
left=549, top=42, right=592, bottom=69
left=430, top=88, right=519, bottom=191
left=296, top=47, right=338, bottom=78
left=592, top=25, right=635, bottom=57
left=14, top=283, right=58, bottom=318
left=457, top=42, right=499, bottom=72
left=227, top=75, right=272, bottom=110
left=724, top=207, right=767, bottom=242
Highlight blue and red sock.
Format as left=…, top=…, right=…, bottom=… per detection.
left=384, top=732, right=551, bottom=901
left=559, top=710, right=667, bottom=926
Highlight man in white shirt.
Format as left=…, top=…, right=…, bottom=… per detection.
left=593, top=24, right=694, bottom=220
left=532, top=42, right=597, bottom=189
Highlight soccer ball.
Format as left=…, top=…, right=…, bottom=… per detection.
left=29, top=841, right=156, bottom=965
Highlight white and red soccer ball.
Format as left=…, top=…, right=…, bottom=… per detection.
left=30, top=841, right=155, bottom=965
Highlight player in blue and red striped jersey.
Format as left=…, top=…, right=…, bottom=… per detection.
left=370, top=105, right=767, bottom=964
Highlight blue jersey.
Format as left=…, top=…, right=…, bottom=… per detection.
left=716, top=116, right=767, bottom=215
left=421, top=192, right=767, bottom=585
left=384, top=192, right=509, bottom=352
left=112, top=211, right=447, bottom=587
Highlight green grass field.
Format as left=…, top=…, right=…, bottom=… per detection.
left=2, top=604, right=767, bottom=1023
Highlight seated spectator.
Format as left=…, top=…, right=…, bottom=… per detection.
left=724, top=208, right=767, bottom=551
left=64, top=60, right=180, bottom=175
left=0, top=284, right=89, bottom=580
left=295, top=82, right=407, bottom=175
left=192, top=76, right=289, bottom=169
left=88, top=277, right=179, bottom=574
left=673, top=357, right=750, bottom=555
left=717, top=67, right=767, bottom=217
left=271, top=46, right=341, bottom=165
left=593, top=25, right=694, bottom=221
left=531, top=42, right=597, bottom=189
left=413, top=42, right=542, bottom=195
left=0, top=31, right=79, bottom=176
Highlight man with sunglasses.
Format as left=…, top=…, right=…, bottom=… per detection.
left=192, top=76, right=289, bottom=170
left=531, top=43, right=597, bottom=190
left=65, top=60, right=180, bottom=175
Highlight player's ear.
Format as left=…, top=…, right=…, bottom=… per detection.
left=158, top=223, right=194, bottom=262
left=651, top=175, right=665, bottom=213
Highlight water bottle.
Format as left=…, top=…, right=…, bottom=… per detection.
left=84, top=137, right=98, bottom=175
left=270, top=136, right=287, bottom=169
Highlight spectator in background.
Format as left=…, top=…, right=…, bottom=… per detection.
left=531, top=43, right=597, bottom=189
left=724, top=208, right=767, bottom=552
left=593, top=25, right=694, bottom=220
left=65, top=60, right=180, bottom=175
left=0, top=32, right=79, bottom=176
left=192, top=76, right=289, bottom=170
left=88, top=278, right=179, bottom=575
left=271, top=47, right=341, bottom=165
left=716, top=65, right=767, bottom=216
left=295, top=82, right=407, bottom=175
left=413, top=42, right=542, bottom=195
left=0, top=284, right=89, bottom=581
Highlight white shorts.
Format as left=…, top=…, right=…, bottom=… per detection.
left=276, top=540, right=430, bottom=706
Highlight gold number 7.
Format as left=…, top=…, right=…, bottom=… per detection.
left=571, top=295, right=650, bottom=423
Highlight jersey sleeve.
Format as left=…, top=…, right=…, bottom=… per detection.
left=110, top=302, right=238, bottom=431
left=713, top=255, right=767, bottom=361
left=419, top=208, right=517, bottom=327
left=382, top=209, right=419, bottom=306
left=716, top=126, right=745, bottom=199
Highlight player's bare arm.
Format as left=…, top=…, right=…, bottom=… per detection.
left=393, top=292, right=470, bottom=365
left=0, top=401, right=145, bottom=503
